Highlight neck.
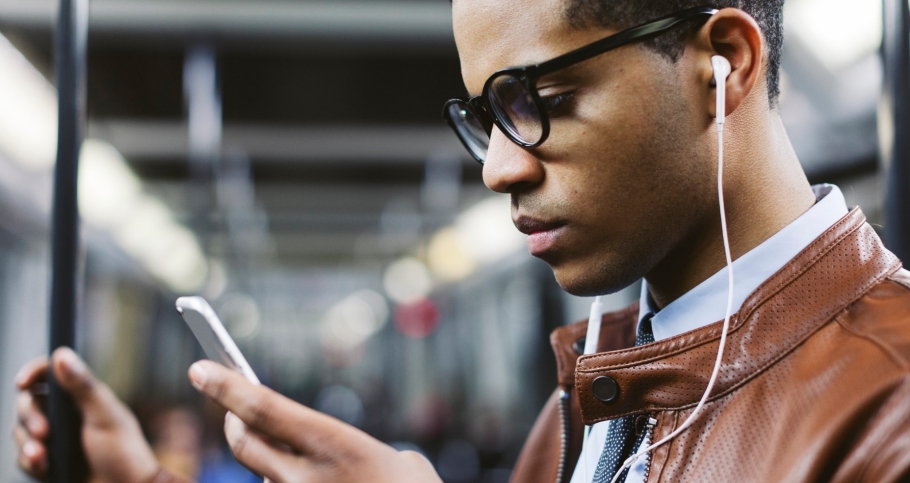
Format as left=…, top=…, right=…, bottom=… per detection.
left=645, top=111, right=816, bottom=310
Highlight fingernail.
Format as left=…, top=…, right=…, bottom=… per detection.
left=23, top=440, right=38, bottom=458
left=224, top=412, right=249, bottom=446
left=225, top=412, right=241, bottom=430
left=59, top=349, right=86, bottom=378
left=189, top=363, right=208, bottom=390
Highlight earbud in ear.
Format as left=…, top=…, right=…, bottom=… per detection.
left=711, top=56, right=731, bottom=125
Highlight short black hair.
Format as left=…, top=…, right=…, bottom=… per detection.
left=565, top=1, right=784, bottom=107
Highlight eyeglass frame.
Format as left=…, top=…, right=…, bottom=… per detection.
left=443, top=6, right=720, bottom=163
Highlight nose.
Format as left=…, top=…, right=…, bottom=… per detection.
left=482, top=127, right=544, bottom=194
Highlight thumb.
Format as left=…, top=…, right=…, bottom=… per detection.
left=51, top=348, right=123, bottom=428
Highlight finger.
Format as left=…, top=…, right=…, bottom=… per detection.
left=16, top=391, right=48, bottom=439
left=14, top=425, right=47, bottom=477
left=190, top=361, right=354, bottom=452
left=14, top=357, right=49, bottom=390
left=50, top=347, right=95, bottom=401
left=13, top=424, right=30, bottom=449
left=51, top=347, right=126, bottom=428
left=400, top=449, right=435, bottom=471
left=224, top=412, right=299, bottom=481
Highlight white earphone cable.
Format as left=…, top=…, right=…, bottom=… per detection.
left=582, top=295, right=604, bottom=483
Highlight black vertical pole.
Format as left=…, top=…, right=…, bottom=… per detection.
left=882, top=0, right=910, bottom=260
left=46, top=0, right=89, bottom=481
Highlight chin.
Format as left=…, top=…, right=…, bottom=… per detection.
left=548, top=256, right=642, bottom=298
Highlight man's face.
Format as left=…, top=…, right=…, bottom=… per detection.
left=453, top=0, right=718, bottom=296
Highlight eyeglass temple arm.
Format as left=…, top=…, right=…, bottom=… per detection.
left=529, top=7, right=719, bottom=76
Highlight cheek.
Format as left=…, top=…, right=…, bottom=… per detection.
left=546, top=78, right=665, bottom=175
left=542, top=94, right=668, bottom=213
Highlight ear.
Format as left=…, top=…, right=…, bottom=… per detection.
left=696, top=9, right=764, bottom=119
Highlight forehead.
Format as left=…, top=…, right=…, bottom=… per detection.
left=453, top=0, right=611, bottom=95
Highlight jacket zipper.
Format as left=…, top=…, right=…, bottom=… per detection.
left=553, top=394, right=657, bottom=483
left=640, top=416, right=658, bottom=482
left=555, top=389, right=571, bottom=483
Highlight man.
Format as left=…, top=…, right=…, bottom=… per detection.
left=14, top=0, right=910, bottom=481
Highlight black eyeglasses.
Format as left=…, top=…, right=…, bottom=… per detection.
left=443, top=6, right=718, bottom=164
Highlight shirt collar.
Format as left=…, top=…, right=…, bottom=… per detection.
left=638, top=184, right=849, bottom=341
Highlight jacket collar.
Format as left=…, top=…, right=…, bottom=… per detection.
left=553, top=209, right=900, bottom=426
left=550, top=302, right=638, bottom=387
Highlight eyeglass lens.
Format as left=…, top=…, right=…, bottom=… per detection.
left=447, top=101, right=490, bottom=162
left=488, top=74, right=543, bottom=146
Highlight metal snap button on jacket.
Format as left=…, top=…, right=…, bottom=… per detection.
left=592, top=376, right=619, bottom=403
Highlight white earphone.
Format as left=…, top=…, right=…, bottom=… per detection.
left=581, top=55, right=734, bottom=483
left=712, top=55, right=731, bottom=125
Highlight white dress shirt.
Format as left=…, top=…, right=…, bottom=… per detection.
left=570, top=184, right=849, bottom=483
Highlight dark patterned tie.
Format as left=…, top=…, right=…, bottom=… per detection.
left=590, top=314, right=655, bottom=483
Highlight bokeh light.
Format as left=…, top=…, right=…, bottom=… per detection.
left=321, top=290, right=390, bottom=352
left=383, top=256, right=433, bottom=304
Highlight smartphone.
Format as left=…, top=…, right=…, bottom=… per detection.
left=176, top=296, right=260, bottom=385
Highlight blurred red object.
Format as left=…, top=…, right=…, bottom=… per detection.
left=393, top=298, right=439, bottom=339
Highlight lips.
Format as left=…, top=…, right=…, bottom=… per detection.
left=514, top=216, right=567, bottom=256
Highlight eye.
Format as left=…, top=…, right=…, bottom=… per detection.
left=540, top=92, right=575, bottom=118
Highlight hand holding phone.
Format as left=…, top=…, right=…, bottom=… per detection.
left=178, top=296, right=272, bottom=483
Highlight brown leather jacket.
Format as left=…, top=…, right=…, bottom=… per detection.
left=512, top=209, right=910, bottom=483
